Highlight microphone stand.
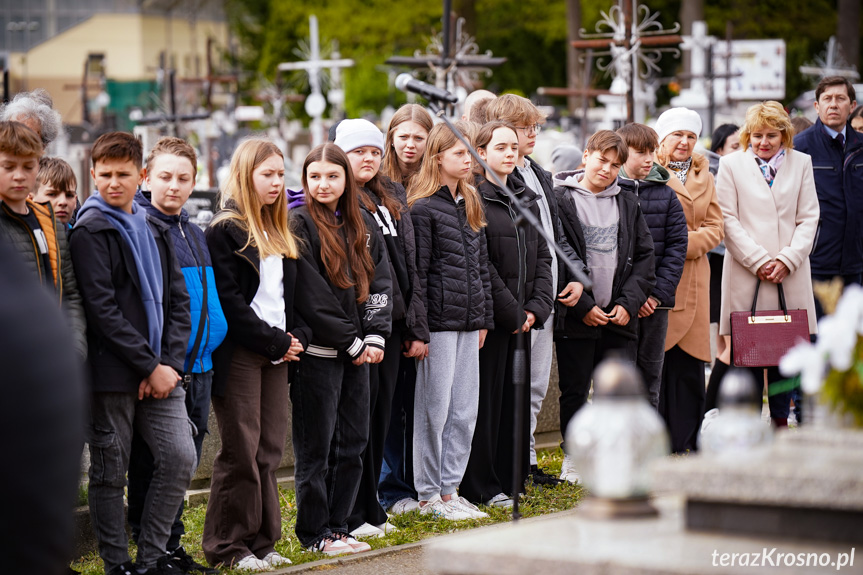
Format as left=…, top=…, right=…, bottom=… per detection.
left=425, top=100, right=592, bottom=522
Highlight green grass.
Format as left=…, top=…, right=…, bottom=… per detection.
left=72, top=448, right=583, bottom=574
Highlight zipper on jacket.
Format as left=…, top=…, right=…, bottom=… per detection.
left=457, top=201, right=473, bottom=331
left=485, top=193, right=525, bottom=302
left=181, top=219, right=209, bottom=372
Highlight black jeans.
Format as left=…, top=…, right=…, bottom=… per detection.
left=128, top=371, right=213, bottom=550
left=348, top=326, right=402, bottom=531
left=378, top=355, right=418, bottom=509
left=556, top=330, right=637, bottom=443
left=292, top=354, right=370, bottom=548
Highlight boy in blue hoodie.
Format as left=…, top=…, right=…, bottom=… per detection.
left=127, top=137, right=228, bottom=574
left=70, top=132, right=195, bottom=575
left=616, top=123, right=688, bottom=409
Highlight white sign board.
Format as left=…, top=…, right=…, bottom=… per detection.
left=712, top=39, right=786, bottom=101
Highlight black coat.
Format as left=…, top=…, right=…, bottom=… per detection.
left=290, top=205, right=393, bottom=351
left=411, top=186, right=494, bottom=333
left=794, top=118, right=863, bottom=276
left=206, top=216, right=364, bottom=396
left=361, top=181, right=429, bottom=342
left=553, top=184, right=656, bottom=340
left=70, top=208, right=191, bottom=392
left=618, top=172, right=688, bottom=307
left=477, top=177, right=554, bottom=332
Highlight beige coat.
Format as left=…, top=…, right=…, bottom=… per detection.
left=663, top=153, right=724, bottom=361
left=716, top=148, right=819, bottom=335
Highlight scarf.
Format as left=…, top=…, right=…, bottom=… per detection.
left=667, top=157, right=693, bottom=185
left=753, top=148, right=786, bottom=187
left=79, top=195, right=165, bottom=356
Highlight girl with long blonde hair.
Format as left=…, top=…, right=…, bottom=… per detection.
left=203, top=138, right=363, bottom=570
left=408, top=123, right=493, bottom=520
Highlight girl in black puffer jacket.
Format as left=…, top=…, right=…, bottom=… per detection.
left=407, top=123, right=493, bottom=520
left=461, top=122, right=554, bottom=507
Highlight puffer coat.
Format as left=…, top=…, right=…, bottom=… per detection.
left=410, top=185, right=494, bottom=332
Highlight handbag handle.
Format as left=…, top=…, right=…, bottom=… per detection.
left=750, top=280, right=788, bottom=317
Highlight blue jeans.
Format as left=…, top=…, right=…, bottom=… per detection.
left=378, top=355, right=418, bottom=510
left=292, top=354, right=369, bottom=547
left=128, top=371, right=213, bottom=550
left=87, top=388, right=197, bottom=572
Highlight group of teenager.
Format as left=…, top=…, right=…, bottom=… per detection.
left=3, top=75, right=859, bottom=575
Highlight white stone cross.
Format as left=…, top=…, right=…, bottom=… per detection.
left=672, top=20, right=713, bottom=110
left=278, top=15, right=354, bottom=146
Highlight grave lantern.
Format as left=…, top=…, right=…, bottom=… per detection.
left=565, top=358, right=669, bottom=518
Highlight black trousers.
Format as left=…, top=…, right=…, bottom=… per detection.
left=347, top=325, right=403, bottom=531
left=556, top=329, right=638, bottom=443
left=659, top=345, right=705, bottom=453
left=461, top=329, right=531, bottom=502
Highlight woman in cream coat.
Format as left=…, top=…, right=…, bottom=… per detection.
left=654, top=107, right=724, bottom=453
left=716, top=101, right=819, bottom=427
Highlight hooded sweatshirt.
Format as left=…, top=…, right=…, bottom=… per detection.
left=553, top=170, right=620, bottom=308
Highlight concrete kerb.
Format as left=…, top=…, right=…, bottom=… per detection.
left=267, top=508, right=581, bottom=574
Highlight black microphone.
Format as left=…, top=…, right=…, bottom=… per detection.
left=395, top=73, right=459, bottom=104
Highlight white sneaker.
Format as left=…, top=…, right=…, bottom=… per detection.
left=261, top=551, right=291, bottom=567
left=448, top=495, right=489, bottom=518
left=234, top=554, right=274, bottom=572
left=483, top=492, right=513, bottom=508
left=334, top=532, right=372, bottom=553
left=350, top=522, right=385, bottom=539
left=419, top=494, right=472, bottom=520
left=560, top=455, right=581, bottom=484
left=375, top=521, right=399, bottom=535
left=307, top=535, right=355, bottom=556
left=388, top=497, right=420, bottom=515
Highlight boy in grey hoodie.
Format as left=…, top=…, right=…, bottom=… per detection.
left=552, top=130, right=655, bottom=482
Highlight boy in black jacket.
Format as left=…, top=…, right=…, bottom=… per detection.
left=553, top=130, right=655, bottom=482
left=70, top=132, right=195, bottom=575
left=617, top=123, right=688, bottom=408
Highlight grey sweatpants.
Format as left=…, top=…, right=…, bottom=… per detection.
left=413, top=330, right=480, bottom=501
left=529, top=320, right=554, bottom=465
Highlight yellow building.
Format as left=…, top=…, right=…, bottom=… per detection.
left=4, top=1, right=228, bottom=127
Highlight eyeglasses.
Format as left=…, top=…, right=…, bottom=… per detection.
left=515, top=124, right=542, bottom=135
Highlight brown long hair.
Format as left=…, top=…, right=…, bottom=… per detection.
left=212, top=138, right=298, bottom=259
left=363, top=172, right=403, bottom=220
left=473, top=120, right=518, bottom=178
left=407, top=123, right=486, bottom=232
left=301, top=144, right=375, bottom=303
left=381, top=104, right=434, bottom=186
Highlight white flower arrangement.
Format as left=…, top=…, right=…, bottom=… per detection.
left=779, top=284, right=863, bottom=426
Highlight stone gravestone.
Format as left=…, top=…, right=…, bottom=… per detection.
left=425, top=427, right=863, bottom=574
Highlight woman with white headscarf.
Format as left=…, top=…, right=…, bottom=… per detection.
left=654, top=107, right=724, bottom=453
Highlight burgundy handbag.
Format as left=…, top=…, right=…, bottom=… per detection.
left=731, top=281, right=810, bottom=368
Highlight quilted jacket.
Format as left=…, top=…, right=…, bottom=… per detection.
left=618, top=163, right=688, bottom=307
left=0, top=199, right=87, bottom=358
left=410, top=185, right=494, bottom=333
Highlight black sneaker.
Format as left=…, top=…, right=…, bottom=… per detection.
left=140, top=555, right=183, bottom=575
left=106, top=562, right=136, bottom=575
left=530, top=464, right=563, bottom=486
left=167, top=547, right=218, bottom=574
